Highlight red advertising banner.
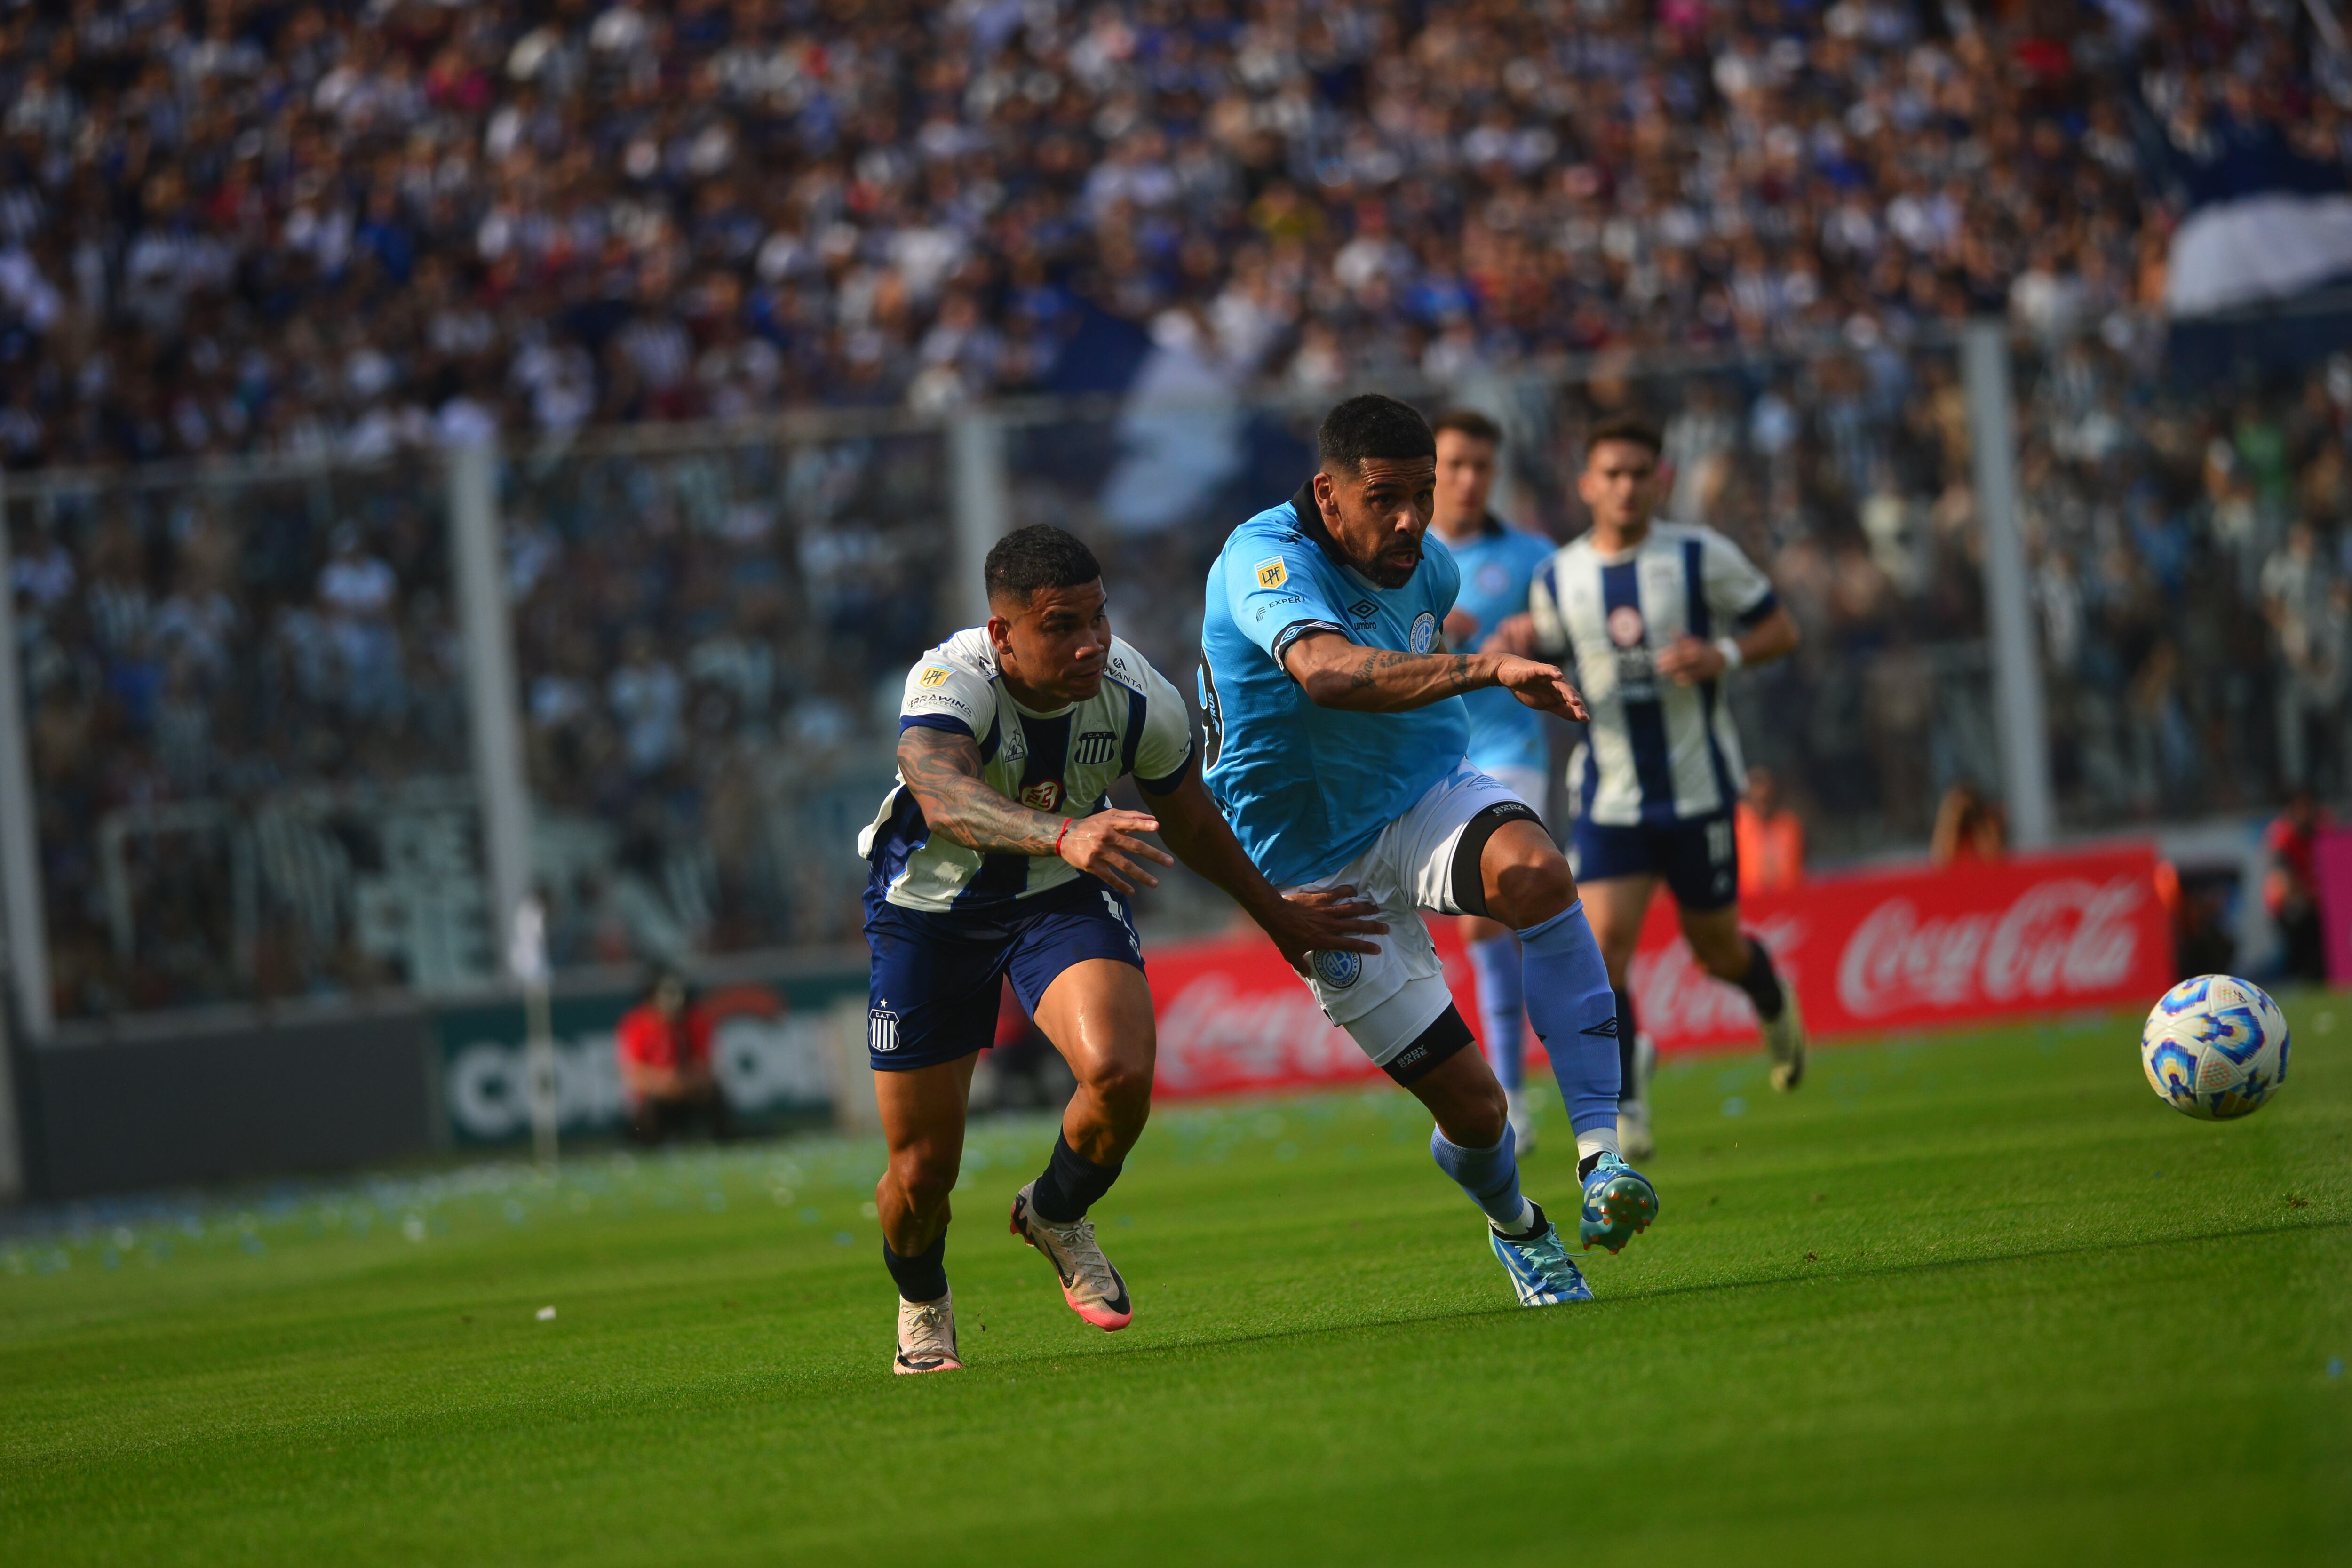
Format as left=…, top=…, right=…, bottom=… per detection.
left=1146, top=845, right=2172, bottom=1099
left=2311, top=828, right=2352, bottom=986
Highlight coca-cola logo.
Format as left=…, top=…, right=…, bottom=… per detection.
left=1153, top=971, right=1371, bottom=1094
left=1836, top=876, right=2147, bottom=1019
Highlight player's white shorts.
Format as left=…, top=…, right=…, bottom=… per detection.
left=1481, top=764, right=1549, bottom=820
left=1288, top=761, right=1539, bottom=1067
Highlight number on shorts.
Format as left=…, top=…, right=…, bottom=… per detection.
left=1706, top=818, right=1734, bottom=866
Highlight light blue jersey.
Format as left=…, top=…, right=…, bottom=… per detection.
left=1199, top=483, right=1470, bottom=887
left=1439, top=516, right=1555, bottom=778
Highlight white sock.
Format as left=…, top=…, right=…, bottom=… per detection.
left=1490, top=1197, right=1539, bottom=1236
left=1575, top=1125, right=1621, bottom=1165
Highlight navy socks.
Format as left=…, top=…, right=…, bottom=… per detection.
left=1030, top=1131, right=1122, bottom=1224
left=882, top=1234, right=947, bottom=1303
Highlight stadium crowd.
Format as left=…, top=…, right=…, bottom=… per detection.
left=0, top=0, right=2331, bottom=462
left=8, top=0, right=2352, bottom=1020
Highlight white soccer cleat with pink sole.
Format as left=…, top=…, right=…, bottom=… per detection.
left=1010, top=1180, right=1134, bottom=1331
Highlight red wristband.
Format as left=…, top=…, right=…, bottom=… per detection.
left=1054, top=818, right=1074, bottom=855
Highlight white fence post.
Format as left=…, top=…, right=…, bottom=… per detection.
left=0, top=471, right=44, bottom=1198
left=1963, top=320, right=2057, bottom=849
left=448, top=441, right=536, bottom=983
left=949, top=410, right=1011, bottom=630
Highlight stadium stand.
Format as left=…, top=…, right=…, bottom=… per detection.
left=0, top=0, right=2322, bottom=451
left=3, top=0, right=2350, bottom=1019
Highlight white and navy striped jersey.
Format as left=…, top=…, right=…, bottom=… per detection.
left=859, top=629, right=1195, bottom=913
left=1526, top=522, right=1777, bottom=826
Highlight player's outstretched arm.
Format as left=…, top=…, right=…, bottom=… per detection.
left=1654, top=604, right=1800, bottom=685
left=1281, top=630, right=1588, bottom=720
left=1146, top=768, right=1386, bottom=974
left=896, top=726, right=1174, bottom=894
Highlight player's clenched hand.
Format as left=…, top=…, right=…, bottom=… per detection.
left=1654, top=635, right=1729, bottom=686
left=1493, top=656, right=1589, bottom=721
left=1056, top=809, right=1175, bottom=895
left=1261, top=886, right=1387, bottom=976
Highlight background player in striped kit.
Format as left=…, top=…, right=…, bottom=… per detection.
left=1426, top=409, right=1558, bottom=1154
left=1521, top=416, right=1806, bottom=1159
left=859, top=525, right=1383, bottom=1371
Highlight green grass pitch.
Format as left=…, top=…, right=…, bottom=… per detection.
left=2, top=1003, right=2347, bottom=1567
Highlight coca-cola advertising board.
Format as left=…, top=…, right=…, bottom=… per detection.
left=2311, top=828, right=2352, bottom=986
left=1144, top=845, right=2171, bottom=1099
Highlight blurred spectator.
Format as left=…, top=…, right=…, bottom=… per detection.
left=1931, top=782, right=2007, bottom=866
left=318, top=525, right=403, bottom=720
left=2262, top=522, right=2350, bottom=795
left=1735, top=767, right=1805, bottom=895
left=2263, top=790, right=2332, bottom=982
left=614, top=968, right=735, bottom=1146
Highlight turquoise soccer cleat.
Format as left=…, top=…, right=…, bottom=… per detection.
left=1578, top=1152, right=1660, bottom=1254
left=1488, top=1204, right=1594, bottom=1306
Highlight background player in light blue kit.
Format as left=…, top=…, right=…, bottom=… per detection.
left=1199, top=395, right=1657, bottom=1306
left=1426, top=408, right=1558, bottom=1154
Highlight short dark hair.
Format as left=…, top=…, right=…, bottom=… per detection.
left=1432, top=408, right=1502, bottom=446
left=1318, top=394, right=1435, bottom=473
left=985, top=524, right=1102, bottom=606
left=1585, top=414, right=1663, bottom=458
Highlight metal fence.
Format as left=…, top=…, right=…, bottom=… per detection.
left=8, top=319, right=2336, bottom=1042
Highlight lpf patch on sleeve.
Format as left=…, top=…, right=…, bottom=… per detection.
left=918, top=666, right=952, bottom=688
left=1254, top=557, right=1288, bottom=590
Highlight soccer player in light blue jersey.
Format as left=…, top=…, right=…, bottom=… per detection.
left=1427, top=408, right=1558, bottom=1154
left=1199, top=395, right=1657, bottom=1306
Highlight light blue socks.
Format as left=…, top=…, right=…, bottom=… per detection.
left=1465, top=931, right=1525, bottom=1090
left=1516, top=900, right=1622, bottom=1139
left=1430, top=1124, right=1530, bottom=1230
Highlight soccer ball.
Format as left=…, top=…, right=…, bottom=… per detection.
left=2140, top=975, right=2290, bottom=1120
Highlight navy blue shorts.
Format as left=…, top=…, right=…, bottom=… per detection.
left=1569, top=808, right=1739, bottom=912
left=863, top=876, right=1144, bottom=1071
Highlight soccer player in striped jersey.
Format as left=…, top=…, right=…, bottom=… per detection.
left=858, top=525, right=1382, bottom=1373
left=1427, top=408, right=1558, bottom=1154
left=1520, top=415, right=1807, bottom=1159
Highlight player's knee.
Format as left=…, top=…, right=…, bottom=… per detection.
left=1445, top=1078, right=1510, bottom=1147
left=1079, top=1053, right=1154, bottom=1118
left=1687, top=922, right=1750, bottom=979
left=889, top=1144, right=960, bottom=1215
left=1488, top=846, right=1576, bottom=929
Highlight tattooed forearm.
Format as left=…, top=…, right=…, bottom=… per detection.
left=1446, top=654, right=1474, bottom=694
left=1347, top=649, right=1415, bottom=690
left=897, top=727, right=1065, bottom=854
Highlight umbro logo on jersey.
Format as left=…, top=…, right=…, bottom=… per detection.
left=1022, top=780, right=1063, bottom=811
left=1348, top=599, right=1377, bottom=620
left=1073, top=730, right=1118, bottom=765
left=1580, top=1016, right=1621, bottom=1037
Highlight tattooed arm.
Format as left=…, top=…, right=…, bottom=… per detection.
left=1280, top=631, right=1588, bottom=719
left=895, top=725, right=1174, bottom=894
